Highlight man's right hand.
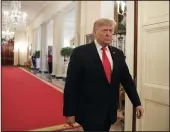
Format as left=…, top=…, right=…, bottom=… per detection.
left=65, top=116, right=75, bottom=127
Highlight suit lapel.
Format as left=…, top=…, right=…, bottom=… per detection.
left=91, top=42, right=108, bottom=83
left=91, top=42, right=118, bottom=84
left=108, top=46, right=116, bottom=82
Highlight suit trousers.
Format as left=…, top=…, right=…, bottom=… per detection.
left=48, top=62, right=52, bottom=73
left=81, top=114, right=111, bottom=131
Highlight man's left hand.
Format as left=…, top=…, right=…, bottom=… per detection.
left=136, top=106, right=144, bottom=119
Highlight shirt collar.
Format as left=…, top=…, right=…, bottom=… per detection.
left=94, top=39, right=109, bottom=51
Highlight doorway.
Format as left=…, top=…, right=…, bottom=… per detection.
left=114, top=1, right=139, bottom=131
left=2, top=39, right=14, bottom=66
left=124, top=1, right=169, bottom=131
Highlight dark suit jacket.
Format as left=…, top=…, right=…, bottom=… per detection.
left=63, top=41, right=141, bottom=125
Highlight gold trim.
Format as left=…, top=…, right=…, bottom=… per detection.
left=28, top=123, right=81, bottom=131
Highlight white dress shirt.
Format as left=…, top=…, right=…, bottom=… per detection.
left=94, top=40, right=113, bottom=70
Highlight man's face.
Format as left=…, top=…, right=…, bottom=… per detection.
left=93, top=24, right=113, bottom=46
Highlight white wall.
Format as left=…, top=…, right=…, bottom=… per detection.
left=79, top=1, right=114, bottom=44
left=26, top=26, right=33, bottom=59
left=100, top=1, right=114, bottom=19
left=14, top=31, right=27, bottom=65
left=80, top=1, right=101, bottom=44
left=63, top=22, right=75, bottom=47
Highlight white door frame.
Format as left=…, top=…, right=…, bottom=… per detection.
left=124, top=1, right=136, bottom=131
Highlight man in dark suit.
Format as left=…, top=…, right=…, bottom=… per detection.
left=63, top=18, right=144, bottom=131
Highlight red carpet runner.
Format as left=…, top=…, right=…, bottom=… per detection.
left=2, top=67, right=74, bottom=131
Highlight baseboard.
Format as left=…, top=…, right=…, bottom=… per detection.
left=39, top=70, right=49, bottom=74
left=62, top=77, right=66, bottom=81
left=14, top=65, right=24, bottom=67
left=30, top=68, right=41, bottom=73
left=51, top=75, right=56, bottom=78
left=55, top=76, right=66, bottom=81
left=51, top=75, right=66, bottom=81
left=55, top=76, right=63, bottom=79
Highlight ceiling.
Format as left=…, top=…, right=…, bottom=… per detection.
left=64, top=8, right=75, bottom=23
left=64, top=8, right=75, bottom=30
left=2, top=1, right=51, bottom=30
left=2, top=1, right=75, bottom=39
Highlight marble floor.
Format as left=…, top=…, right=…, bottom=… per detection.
left=28, top=69, right=124, bottom=131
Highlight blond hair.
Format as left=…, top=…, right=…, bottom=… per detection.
left=93, top=18, right=116, bottom=32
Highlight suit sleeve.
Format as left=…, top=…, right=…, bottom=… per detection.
left=120, top=51, right=141, bottom=107
left=63, top=48, right=82, bottom=116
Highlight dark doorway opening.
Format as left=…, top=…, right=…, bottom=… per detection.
left=2, top=39, right=14, bottom=66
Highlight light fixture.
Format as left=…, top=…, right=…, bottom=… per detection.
left=3, top=1, right=28, bottom=27
left=121, top=1, right=126, bottom=12
left=2, top=29, right=15, bottom=41
left=116, top=1, right=126, bottom=13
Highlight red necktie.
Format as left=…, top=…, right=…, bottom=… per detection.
left=101, top=47, right=111, bottom=83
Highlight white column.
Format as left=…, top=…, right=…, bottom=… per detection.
left=52, top=12, right=64, bottom=77
left=74, top=1, right=81, bottom=47
left=40, top=22, right=48, bottom=72
left=37, top=27, right=41, bottom=51
left=35, top=28, right=40, bottom=69
left=51, top=18, right=57, bottom=76
left=35, top=28, right=39, bottom=51
left=32, top=29, right=36, bottom=55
